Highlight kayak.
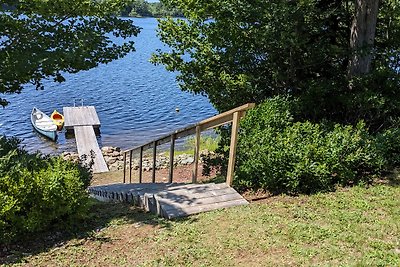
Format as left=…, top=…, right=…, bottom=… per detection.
left=51, top=109, right=64, bottom=131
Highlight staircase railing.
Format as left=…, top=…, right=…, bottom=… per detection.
left=122, top=103, right=255, bottom=186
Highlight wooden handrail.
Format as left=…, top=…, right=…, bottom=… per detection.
left=122, top=103, right=255, bottom=186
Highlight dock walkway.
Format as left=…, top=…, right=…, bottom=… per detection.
left=89, top=182, right=248, bottom=219
left=63, top=106, right=108, bottom=173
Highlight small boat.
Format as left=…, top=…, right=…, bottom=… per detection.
left=31, top=107, right=57, bottom=141
left=51, top=110, right=64, bottom=131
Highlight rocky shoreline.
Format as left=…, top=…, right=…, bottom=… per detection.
left=61, top=146, right=206, bottom=172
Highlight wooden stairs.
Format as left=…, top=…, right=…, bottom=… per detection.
left=88, top=182, right=248, bottom=219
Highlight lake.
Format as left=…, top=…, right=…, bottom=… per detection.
left=0, top=18, right=216, bottom=154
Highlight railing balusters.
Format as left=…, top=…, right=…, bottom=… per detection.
left=152, top=141, right=157, bottom=183
left=169, top=134, right=175, bottom=183
left=129, top=150, right=133, bottom=184
left=139, top=146, right=143, bottom=183
left=123, top=152, right=127, bottom=183
left=121, top=104, right=255, bottom=186
left=192, top=125, right=201, bottom=183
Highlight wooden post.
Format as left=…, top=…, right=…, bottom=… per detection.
left=226, top=111, right=240, bottom=186
left=152, top=141, right=157, bottom=183
left=169, top=134, right=175, bottom=183
left=123, top=152, right=127, bottom=183
left=192, top=125, right=201, bottom=183
left=139, top=146, right=143, bottom=183
left=129, top=150, right=133, bottom=184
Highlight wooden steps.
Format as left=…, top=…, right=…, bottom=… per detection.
left=89, top=183, right=248, bottom=219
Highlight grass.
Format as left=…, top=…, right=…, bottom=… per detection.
left=2, top=180, right=399, bottom=266
left=174, top=135, right=221, bottom=156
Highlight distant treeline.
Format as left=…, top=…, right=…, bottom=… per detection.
left=1, top=2, right=182, bottom=18
left=121, top=1, right=183, bottom=18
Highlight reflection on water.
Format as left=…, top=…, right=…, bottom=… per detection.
left=0, top=18, right=216, bottom=154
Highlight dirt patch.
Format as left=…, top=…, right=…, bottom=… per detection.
left=91, top=164, right=217, bottom=186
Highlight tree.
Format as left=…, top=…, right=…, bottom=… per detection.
left=348, top=0, right=380, bottom=76
left=0, top=0, right=140, bottom=107
left=152, top=0, right=400, bottom=129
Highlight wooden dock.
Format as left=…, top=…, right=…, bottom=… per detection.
left=88, top=182, right=248, bottom=219
left=63, top=106, right=108, bottom=173
left=64, top=106, right=101, bottom=130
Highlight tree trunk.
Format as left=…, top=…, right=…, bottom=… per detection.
left=348, top=0, right=380, bottom=76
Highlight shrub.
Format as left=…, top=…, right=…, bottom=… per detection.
left=376, top=126, right=400, bottom=168
left=0, top=136, right=91, bottom=243
left=235, top=97, right=386, bottom=194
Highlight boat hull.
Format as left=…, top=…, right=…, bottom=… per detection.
left=31, top=107, right=58, bottom=141
left=32, top=124, right=57, bottom=140
left=51, top=110, right=64, bottom=131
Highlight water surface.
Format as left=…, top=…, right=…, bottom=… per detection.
left=0, top=18, right=216, bottom=154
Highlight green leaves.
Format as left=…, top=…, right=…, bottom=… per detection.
left=154, top=0, right=400, bottom=129
left=0, top=136, right=92, bottom=243
left=235, top=97, right=385, bottom=194
left=0, top=0, right=140, bottom=106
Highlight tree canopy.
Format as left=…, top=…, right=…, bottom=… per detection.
left=0, top=0, right=140, bottom=107
left=121, top=0, right=183, bottom=18
left=153, top=0, right=400, bottom=130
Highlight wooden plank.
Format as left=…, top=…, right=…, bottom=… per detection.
left=198, top=103, right=255, bottom=129
left=192, top=126, right=201, bottom=183
left=139, top=147, right=143, bottom=183
left=157, top=192, right=245, bottom=212
left=169, top=134, right=175, bottom=183
left=74, top=126, right=108, bottom=173
left=122, top=104, right=255, bottom=154
left=123, top=152, right=126, bottom=183
left=152, top=141, right=157, bottom=183
left=63, top=106, right=101, bottom=129
left=161, top=199, right=248, bottom=219
left=129, top=150, right=133, bottom=184
left=226, top=111, right=240, bottom=186
left=155, top=187, right=241, bottom=207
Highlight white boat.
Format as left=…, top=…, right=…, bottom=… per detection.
left=31, top=107, right=57, bottom=141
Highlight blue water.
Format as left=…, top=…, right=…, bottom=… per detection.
left=0, top=18, right=216, bottom=154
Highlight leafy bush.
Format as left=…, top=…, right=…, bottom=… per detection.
left=376, top=126, right=400, bottom=168
left=235, top=97, right=386, bottom=194
left=0, top=136, right=91, bottom=243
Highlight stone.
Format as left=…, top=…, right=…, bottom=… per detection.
left=106, top=157, right=117, bottom=165
left=181, top=156, right=194, bottom=165
left=101, top=146, right=114, bottom=153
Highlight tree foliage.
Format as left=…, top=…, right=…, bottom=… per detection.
left=153, top=0, right=400, bottom=130
left=0, top=0, right=140, bottom=106
left=121, top=0, right=183, bottom=18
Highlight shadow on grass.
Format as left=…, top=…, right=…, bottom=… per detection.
left=0, top=198, right=195, bottom=265
left=387, top=169, right=400, bottom=187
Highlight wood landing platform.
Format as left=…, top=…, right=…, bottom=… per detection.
left=88, top=183, right=248, bottom=219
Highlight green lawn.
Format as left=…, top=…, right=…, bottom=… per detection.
left=3, top=183, right=399, bottom=266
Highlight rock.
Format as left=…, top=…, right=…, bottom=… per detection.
left=181, top=156, right=194, bottom=165
left=101, top=146, right=114, bottom=154
left=106, top=157, right=117, bottom=165
left=111, top=151, right=121, bottom=157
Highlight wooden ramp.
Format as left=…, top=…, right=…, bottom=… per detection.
left=63, top=106, right=108, bottom=173
left=89, top=183, right=248, bottom=219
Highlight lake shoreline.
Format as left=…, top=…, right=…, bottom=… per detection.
left=62, top=146, right=214, bottom=172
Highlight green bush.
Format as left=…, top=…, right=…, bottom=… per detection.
left=376, top=126, right=400, bottom=168
left=236, top=97, right=386, bottom=194
left=0, top=136, right=91, bottom=243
